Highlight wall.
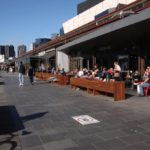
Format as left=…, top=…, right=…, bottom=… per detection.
left=62, top=0, right=137, bottom=33
left=57, top=51, right=69, bottom=72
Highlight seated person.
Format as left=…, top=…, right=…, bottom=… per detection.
left=100, top=67, right=107, bottom=80
left=77, top=68, right=84, bottom=78
left=143, top=68, right=149, bottom=80
left=82, top=68, right=89, bottom=78
left=87, top=70, right=93, bottom=79
left=88, top=70, right=95, bottom=79
left=60, top=68, right=66, bottom=75
left=132, top=70, right=141, bottom=88
left=94, top=69, right=100, bottom=79
left=107, top=68, right=114, bottom=79
left=137, top=69, right=150, bottom=96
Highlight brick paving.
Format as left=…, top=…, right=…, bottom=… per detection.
left=0, top=73, right=21, bottom=150
left=0, top=72, right=150, bottom=150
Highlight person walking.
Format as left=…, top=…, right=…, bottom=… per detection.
left=28, top=66, right=34, bottom=85
left=18, top=61, right=25, bottom=86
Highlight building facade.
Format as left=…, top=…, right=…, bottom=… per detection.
left=15, top=0, right=150, bottom=75
left=32, top=38, right=51, bottom=49
left=18, top=45, right=27, bottom=57
left=57, top=0, right=150, bottom=75
left=4, top=45, right=15, bottom=59
left=63, top=0, right=136, bottom=34
left=0, top=46, right=5, bottom=55
left=77, top=0, right=104, bottom=14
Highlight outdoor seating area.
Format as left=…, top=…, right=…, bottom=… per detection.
left=35, top=70, right=126, bottom=101
left=35, top=64, right=150, bottom=99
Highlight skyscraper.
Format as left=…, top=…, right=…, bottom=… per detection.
left=18, top=45, right=27, bottom=57
left=0, top=46, right=5, bottom=55
left=32, top=38, right=51, bottom=49
left=5, top=45, right=15, bottom=59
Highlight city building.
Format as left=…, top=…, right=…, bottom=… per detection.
left=32, top=38, right=51, bottom=49
left=4, top=45, right=15, bottom=59
left=16, top=0, right=150, bottom=75
left=77, top=0, right=104, bottom=14
left=57, top=0, right=150, bottom=74
left=0, top=45, right=15, bottom=66
left=18, top=45, right=27, bottom=57
left=0, top=46, right=5, bottom=55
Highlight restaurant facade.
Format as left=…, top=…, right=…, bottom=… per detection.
left=16, top=0, right=150, bottom=75
left=56, top=0, right=150, bottom=75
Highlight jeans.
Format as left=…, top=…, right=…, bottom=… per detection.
left=137, top=83, right=150, bottom=96
left=29, top=76, right=33, bottom=84
left=19, top=73, right=24, bottom=85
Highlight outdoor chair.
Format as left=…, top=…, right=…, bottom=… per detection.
left=144, top=86, right=150, bottom=96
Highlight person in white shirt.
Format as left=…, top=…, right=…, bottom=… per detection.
left=114, top=61, right=121, bottom=81
left=114, top=61, right=121, bottom=72
left=78, top=68, right=84, bottom=77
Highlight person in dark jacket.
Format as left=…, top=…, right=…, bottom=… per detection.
left=28, top=66, right=34, bottom=84
left=18, top=61, right=26, bottom=86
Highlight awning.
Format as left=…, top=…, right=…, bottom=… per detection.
left=30, top=50, right=55, bottom=59
left=56, top=8, right=150, bottom=52
left=45, top=50, right=55, bottom=58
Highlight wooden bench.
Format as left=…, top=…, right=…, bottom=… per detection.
left=70, top=78, right=125, bottom=101
left=35, top=72, right=69, bottom=85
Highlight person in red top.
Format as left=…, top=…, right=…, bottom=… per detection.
left=137, top=68, right=150, bottom=96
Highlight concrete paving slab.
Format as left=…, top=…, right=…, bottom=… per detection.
left=1, top=72, right=150, bottom=150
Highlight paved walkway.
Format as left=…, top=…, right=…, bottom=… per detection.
left=0, top=72, right=150, bottom=150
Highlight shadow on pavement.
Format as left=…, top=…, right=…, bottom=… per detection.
left=125, top=93, right=134, bottom=99
left=21, top=112, right=48, bottom=122
left=0, top=105, right=48, bottom=149
left=0, top=82, right=5, bottom=85
left=0, top=106, right=20, bottom=134
left=0, top=133, right=18, bottom=150
left=0, top=106, right=21, bottom=150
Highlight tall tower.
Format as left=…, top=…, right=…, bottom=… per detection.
left=5, top=45, right=15, bottom=59
left=18, top=45, right=27, bottom=57
left=0, top=46, right=5, bottom=55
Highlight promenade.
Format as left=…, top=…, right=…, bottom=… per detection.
left=0, top=72, right=150, bottom=150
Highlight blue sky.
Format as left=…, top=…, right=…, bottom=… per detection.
left=0, top=0, right=84, bottom=54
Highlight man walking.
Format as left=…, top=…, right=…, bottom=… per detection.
left=28, top=65, right=34, bottom=85
left=18, top=61, right=25, bottom=86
